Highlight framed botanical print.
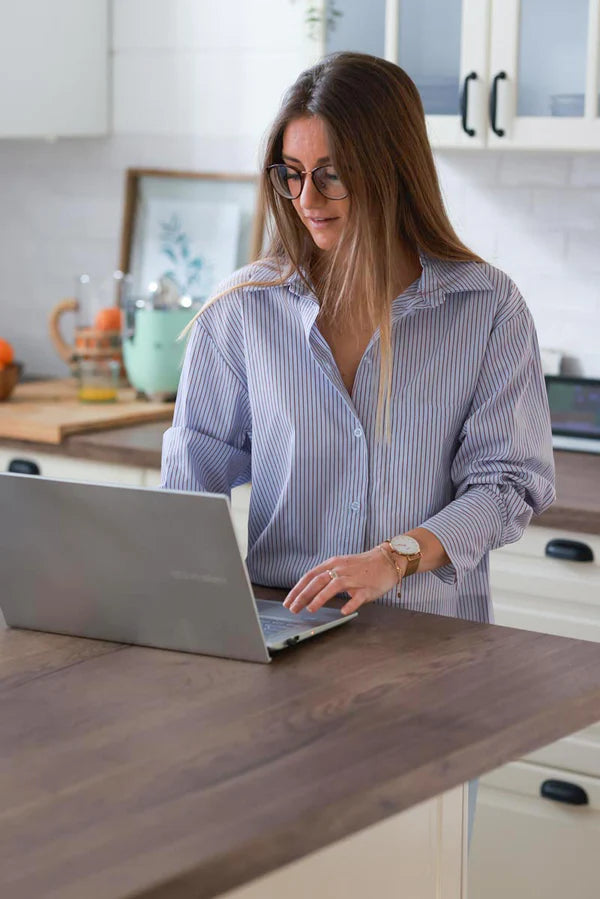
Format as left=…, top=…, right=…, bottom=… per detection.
left=119, top=169, right=265, bottom=304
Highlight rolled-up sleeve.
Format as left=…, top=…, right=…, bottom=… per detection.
left=421, top=301, right=555, bottom=587
left=161, top=318, right=252, bottom=495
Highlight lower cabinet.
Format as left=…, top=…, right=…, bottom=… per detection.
left=469, top=524, right=600, bottom=899
left=221, top=785, right=468, bottom=899
left=469, top=761, right=600, bottom=899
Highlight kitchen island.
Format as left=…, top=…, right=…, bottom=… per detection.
left=2, top=592, right=600, bottom=899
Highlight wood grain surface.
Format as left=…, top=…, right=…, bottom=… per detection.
left=2, top=598, right=600, bottom=899
left=0, top=380, right=174, bottom=444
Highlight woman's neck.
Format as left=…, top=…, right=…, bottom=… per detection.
left=310, top=241, right=422, bottom=301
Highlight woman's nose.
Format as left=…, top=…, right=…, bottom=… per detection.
left=299, top=172, right=324, bottom=206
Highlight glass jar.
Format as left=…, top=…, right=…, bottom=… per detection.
left=76, top=358, right=120, bottom=403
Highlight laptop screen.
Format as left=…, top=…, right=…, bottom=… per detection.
left=545, top=376, right=600, bottom=441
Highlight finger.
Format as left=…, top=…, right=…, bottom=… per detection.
left=340, top=590, right=371, bottom=616
left=305, top=577, right=349, bottom=614
left=283, top=558, right=342, bottom=608
left=288, top=571, right=341, bottom=614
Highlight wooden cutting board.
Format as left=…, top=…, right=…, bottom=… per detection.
left=0, top=379, right=175, bottom=444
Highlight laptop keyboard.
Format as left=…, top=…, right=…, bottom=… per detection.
left=259, top=616, right=303, bottom=638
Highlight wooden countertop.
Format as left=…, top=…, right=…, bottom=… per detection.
left=2, top=595, right=600, bottom=899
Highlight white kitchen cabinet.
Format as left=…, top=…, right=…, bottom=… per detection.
left=0, top=446, right=146, bottom=487
left=469, top=523, right=600, bottom=897
left=469, top=761, right=600, bottom=899
left=322, top=0, right=600, bottom=150
left=223, top=785, right=467, bottom=899
left=0, top=0, right=108, bottom=138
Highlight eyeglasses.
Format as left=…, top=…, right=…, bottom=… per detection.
left=267, top=164, right=349, bottom=201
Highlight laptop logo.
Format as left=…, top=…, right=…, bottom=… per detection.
left=170, top=569, right=227, bottom=585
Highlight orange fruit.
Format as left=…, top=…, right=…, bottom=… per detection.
left=0, top=338, right=14, bottom=369
left=94, top=307, right=122, bottom=331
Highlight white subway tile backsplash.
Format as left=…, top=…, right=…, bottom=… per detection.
left=435, top=151, right=502, bottom=187
left=498, top=153, right=571, bottom=187
left=532, top=189, right=600, bottom=230
left=570, top=155, right=600, bottom=187
left=566, top=231, right=600, bottom=273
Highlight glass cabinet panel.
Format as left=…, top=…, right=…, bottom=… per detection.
left=397, top=0, right=463, bottom=115
left=325, top=0, right=386, bottom=57
left=517, top=0, right=590, bottom=117
left=325, top=0, right=464, bottom=117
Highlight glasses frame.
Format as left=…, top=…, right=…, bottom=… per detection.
left=266, top=163, right=349, bottom=201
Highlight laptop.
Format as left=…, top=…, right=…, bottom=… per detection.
left=546, top=375, right=600, bottom=455
left=0, top=473, right=356, bottom=663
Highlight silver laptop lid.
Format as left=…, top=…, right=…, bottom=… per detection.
left=0, top=473, right=271, bottom=663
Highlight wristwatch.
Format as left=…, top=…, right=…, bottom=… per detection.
left=382, top=535, right=421, bottom=598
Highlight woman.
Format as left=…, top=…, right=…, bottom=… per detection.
left=162, top=51, right=555, bottom=626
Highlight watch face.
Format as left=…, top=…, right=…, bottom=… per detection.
left=390, top=535, right=420, bottom=556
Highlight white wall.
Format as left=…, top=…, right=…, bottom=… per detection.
left=0, top=0, right=598, bottom=379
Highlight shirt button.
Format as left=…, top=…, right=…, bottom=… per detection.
left=350, top=501, right=360, bottom=512
left=354, top=427, right=363, bottom=438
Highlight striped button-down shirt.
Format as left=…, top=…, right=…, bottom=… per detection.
left=161, top=253, right=555, bottom=623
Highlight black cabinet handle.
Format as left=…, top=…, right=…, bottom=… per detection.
left=545, top=538, right=594, bottom=563
left=489, top=70, right=507, bottom=136
left=541, top=779, right=589, bottom=806
left=8, top=459, right=40, bottom=476
left=460, top=71, right=477, bottom=136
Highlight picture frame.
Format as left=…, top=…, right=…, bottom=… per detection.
left=119, top=168, right=265, bottom=305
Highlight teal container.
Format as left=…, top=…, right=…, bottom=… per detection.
left=122, top=308, right=193, bottom=400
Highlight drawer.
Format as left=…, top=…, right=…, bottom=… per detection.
left=470, top=760, right=600, bottom=899
left=0, top=447, right=144, bottom=486
left=495, top=525, right=600, bottom=563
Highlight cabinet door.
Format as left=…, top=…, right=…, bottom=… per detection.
left=469, top=761, right=600, bottom=899
left=0, top=0, right=108, bottom=137
left=488, top=0, right=600, bottom=149
left=324, top=0, right=490, bottom=148
left=222, top=785, right=467, bottom=899
left=490, top=525, right=600, bottom=779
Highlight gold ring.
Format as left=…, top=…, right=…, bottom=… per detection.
left=327, top=569, right=338, bottom=580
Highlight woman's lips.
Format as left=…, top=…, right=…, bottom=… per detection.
left=307, top=216, right=338, bottom=229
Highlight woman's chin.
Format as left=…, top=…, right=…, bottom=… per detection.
left=309, top=230, right=340, bottom=252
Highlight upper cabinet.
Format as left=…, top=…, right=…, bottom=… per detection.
left=0, top=0, right=108, bottom=138
left=323, top=0, right=600, bottom=150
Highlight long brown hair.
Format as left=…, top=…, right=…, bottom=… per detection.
left=197, top=52, right=482, bottom=433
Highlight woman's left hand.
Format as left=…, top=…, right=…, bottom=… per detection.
left=283, top=547, right=403, bottom=616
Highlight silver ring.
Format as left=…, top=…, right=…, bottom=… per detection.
left=327, top=569, right=338, bottom=581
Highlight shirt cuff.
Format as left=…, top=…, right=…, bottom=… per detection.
left=419, top=487, right=508, bottom=588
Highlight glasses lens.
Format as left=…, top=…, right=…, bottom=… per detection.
left=313, top=165, right=348, bottom=199
left=268, top=165, right=302, bottom=199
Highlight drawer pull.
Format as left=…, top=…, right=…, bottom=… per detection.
left=544, top=538, right=594, bottom=563
left=540, top=779, right=589, bottom=806
left=8, top=459, right=40, bottom=476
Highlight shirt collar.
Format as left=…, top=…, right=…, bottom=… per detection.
left=282, top=251, right=494, bottom=312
